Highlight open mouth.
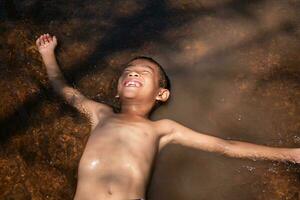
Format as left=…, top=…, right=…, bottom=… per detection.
left=123, top=79, right=143, bottom=87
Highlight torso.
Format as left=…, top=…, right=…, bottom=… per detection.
left=74, top=113, right=169, bottom=200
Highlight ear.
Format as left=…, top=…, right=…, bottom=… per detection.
left=155, top=88, right=170, bottom=102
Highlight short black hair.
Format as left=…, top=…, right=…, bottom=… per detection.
left=127, top=56, right=171, bottom=91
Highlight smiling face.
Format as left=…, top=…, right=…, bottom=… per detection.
left=117, top=59, right=169, bottom=106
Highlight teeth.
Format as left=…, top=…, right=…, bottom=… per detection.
left=125, top=81, right=141, bottom=87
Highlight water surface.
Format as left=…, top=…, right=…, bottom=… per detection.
left=0, top=0, right=300, bottom=199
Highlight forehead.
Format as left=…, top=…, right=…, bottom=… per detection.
left=125, top=59, right=158, bottom=72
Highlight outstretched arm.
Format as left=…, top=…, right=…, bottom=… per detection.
left=162, top=120, right=299, bottom=163
left=36, top=34, right=112, bottom=130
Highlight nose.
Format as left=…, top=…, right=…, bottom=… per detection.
left=128, top=71, right=140, bottom=77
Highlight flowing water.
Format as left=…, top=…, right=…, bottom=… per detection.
left=1, top=0, right=300, bottom=199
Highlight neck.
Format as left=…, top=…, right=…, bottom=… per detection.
left=120, top=100, right=154, bottom=118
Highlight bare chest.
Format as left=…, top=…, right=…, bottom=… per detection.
left=78, top=118, right=161, bottom=177
left=89, top=118, right=159, bottom=151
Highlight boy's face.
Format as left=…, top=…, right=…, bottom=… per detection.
left=117, top=59, right=168, bottom=104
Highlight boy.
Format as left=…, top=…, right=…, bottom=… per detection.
left=36, top=33, right=299, bottom=200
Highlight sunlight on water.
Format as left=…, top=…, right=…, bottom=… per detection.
left=0, top=0, right=299, bottom=199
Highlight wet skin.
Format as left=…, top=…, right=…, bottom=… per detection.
left=76, top=114, right=171, bottom=200
left=36, top=34, right=300, bottom=200
left=74, top=58, right=173, bottom=199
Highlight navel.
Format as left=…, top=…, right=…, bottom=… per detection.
left=108, top=186, right=113, bottom=195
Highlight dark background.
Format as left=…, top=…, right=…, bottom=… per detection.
left=0, top=0, right=300, bottom=199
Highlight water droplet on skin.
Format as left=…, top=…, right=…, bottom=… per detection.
left=90, top=160, right=100, bottom=169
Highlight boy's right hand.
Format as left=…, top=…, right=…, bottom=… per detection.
left=36, top=33, right=57, bottom=55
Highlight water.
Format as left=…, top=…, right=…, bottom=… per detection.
left=1, top=0, right=300, bottom=199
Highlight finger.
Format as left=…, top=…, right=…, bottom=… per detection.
left=36, top=37, right=41, bottom=46
left=42, top=34, right=48, bottom=43
left=42, top=34, right=49, bottom=45
left=45, top=33, right=50, bottom=42
left=52, top=36, right=57, bottom=43
left=46, top=33, right=52, bottom=41
left=40, top=34, right=46, bottom=45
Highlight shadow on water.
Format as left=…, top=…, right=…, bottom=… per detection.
left=0, top=0, right=300, bottom=199
left=0, top=0, right=286, bottom=143
left=2, top=0, right=295, bottom=144
left=1, top=0, right=172, bottom=142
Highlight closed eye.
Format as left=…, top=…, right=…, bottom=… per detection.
left=141, top=71, right=151, bottom=75
left=123, top=70, right=131, bottom=74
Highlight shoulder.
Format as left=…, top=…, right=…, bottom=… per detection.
left=95, top=103, right=114, bottom=115
left=88, top=103, right=113, bottom=130
left=152, top=119, right=178, bottom=135
left=154, top=119, right=176, bottom=126
left=153, top=119, right=180, bottom=151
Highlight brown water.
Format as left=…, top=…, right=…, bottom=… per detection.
left=1, top=0, right=300, bottom=199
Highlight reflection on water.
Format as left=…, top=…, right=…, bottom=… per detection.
left=1, top=0, right=300, bottom=199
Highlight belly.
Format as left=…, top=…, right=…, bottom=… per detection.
left=78, top=150, right=147, bottom=182
left=75, top=134, right=156, bottom=199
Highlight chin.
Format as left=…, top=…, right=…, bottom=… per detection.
left=120, top=92, right=139, bottom=99
left=122, top=95, right=137, bottom=100
left=119, top=88, right=142, bottom=98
